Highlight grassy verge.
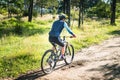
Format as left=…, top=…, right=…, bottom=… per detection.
left=71, top=19, right=120, bottom=51
left=0, top=17, right=120, bottom=78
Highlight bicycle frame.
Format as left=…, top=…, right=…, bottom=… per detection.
left=52, top=36, right=68, bottom=54
left=41, top=36, right=74, bottom=74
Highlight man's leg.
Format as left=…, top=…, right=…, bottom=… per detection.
left=61, top=46, right=65, bottom=56
left=60, top=43, right=66, bottom=59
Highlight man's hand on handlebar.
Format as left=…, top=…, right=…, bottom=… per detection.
left=70, top=34, right=76, bottom=38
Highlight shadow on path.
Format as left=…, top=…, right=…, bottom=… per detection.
left=15, top=59, right=85, bottom=80
left=15, top=63, right=66, bottom=80
left=88, top=63, right=120, bottom=80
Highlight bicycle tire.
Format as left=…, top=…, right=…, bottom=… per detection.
left=41, top=49, right=56, bottom=74
left=64, top=44, right=74, bottom=64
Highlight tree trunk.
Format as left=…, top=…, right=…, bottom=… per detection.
left=7, top=1, right=11, bottom=18
left=78, top=0, right=84, bottom=28
left=63, top=0, right=66, bottom=13
left=110, top=0, right=116, bottom=25
left=28, top=0, right=33, bottom=22
left=81, top=0, right=84, bottom=25
left=68, top=0, right=71, bottom=27
left=40, top=4, right=43, bottom=17
left=78, top=2, right=81, bottom=28
left=66, top=0, right=71, bottom=27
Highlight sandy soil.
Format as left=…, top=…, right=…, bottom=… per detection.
left=16, top=36, right=120, bottom=80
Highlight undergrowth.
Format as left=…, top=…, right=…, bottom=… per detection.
left=0, top=17, right=120, bottom=78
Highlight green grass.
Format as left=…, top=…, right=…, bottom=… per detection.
left=0, top=17, right=120, bottom=78
left=71, top=19, right=120, bottom=51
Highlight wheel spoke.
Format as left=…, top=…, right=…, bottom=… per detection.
left=64, top=44, right=74, bottom=64
left=41, top=50, right=56, bottom=74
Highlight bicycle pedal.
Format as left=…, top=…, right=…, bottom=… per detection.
left=58, top=57, right=65, bottom=61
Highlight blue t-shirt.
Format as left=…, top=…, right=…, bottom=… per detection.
left=49, top=20, right=74, bottom=37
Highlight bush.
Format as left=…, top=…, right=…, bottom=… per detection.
left=0, top=8, right=7, bottom=15
left=86, top=3, right=111, bottom=18
left=14, top=24, right=23, bottom=35
left=33, top=10, right=38, bottom=17
left=0, top=18, right=49, bottom=37
left=23, top=10, right=38, bottom=17
left=23, top=10, right=28, bottom=17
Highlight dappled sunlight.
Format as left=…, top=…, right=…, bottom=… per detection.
left=0, top=0, right=120, bottom=79
left=88, top=63, right=120, bottom=80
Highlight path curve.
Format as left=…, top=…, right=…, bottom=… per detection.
left=16, top=36, right=120, bottom=80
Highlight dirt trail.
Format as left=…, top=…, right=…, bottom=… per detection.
left=16, top=37, right=120, bottom=80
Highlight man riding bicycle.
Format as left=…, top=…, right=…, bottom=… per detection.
left=49, top=14, right=76, bottom=59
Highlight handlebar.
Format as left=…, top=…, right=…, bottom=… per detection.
left=60, top=36, right=76, bottom=40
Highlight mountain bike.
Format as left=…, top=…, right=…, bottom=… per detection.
left=41, top=36, right=74, bottom=74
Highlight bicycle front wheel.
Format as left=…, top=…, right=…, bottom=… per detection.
left=41, top=50, right=56, bottom=74
left=64, top=44, right=74, bottom=64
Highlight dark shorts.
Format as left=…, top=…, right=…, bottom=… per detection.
left=49, top=36, right=64, bottom=47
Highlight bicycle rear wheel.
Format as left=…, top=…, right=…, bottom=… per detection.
left=41, top=50, right=56, bottom=74
left=64, top=44, right=74, bottom=64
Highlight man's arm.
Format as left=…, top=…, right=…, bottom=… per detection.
left=64, top=22, right=74, bottom=35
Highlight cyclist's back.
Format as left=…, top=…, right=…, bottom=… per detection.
left=49, top=20, right=64, bottom=37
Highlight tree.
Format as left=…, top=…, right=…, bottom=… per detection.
left=0, top=0, right=24, bottom=18
left=110, top=0, right=116, bottom=25
left=92, top=0, right=111, bottom=18
left=78, top=0, right=84, bottom=28
left=71, top=0, right=99, bottom=28
left=35, top=0, right=58, bottom=17
left=65, top=0, right=71, bottom=26
left=58, top=0, right=71, bottom=26
left=28, top=0, right=33, bottom=22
